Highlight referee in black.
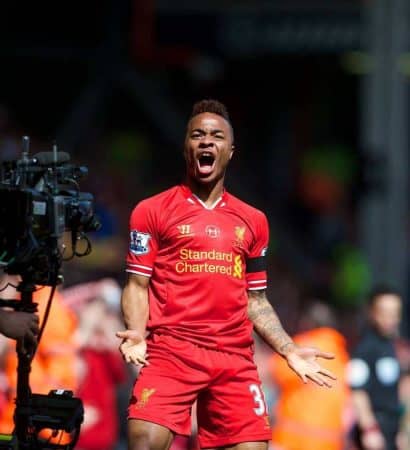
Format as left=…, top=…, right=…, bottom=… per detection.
left=348, top=286, right=403, bottom=450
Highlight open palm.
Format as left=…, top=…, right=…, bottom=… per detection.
left=286, top=346, right=336, bottom=387
left=116, top=329, right=149, bottom=366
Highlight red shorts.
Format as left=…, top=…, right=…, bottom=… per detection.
left=128, top=334, right=271, bottom=448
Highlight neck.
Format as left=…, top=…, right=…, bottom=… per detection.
left=186, top=177, right=225, bottom=208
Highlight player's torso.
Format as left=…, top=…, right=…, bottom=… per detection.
left=162, top=205, right=250, bottom=276
left=127, top=186, right=266, bottom=350
left=150, top=195, right=254, bottom=321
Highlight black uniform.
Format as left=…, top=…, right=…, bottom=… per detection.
left=348, top=326, right=401, bottom=450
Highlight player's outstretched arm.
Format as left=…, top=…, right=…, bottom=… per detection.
left=247, top=289, right=336, bottom=387
left=116, top=273, right=150, bottom=366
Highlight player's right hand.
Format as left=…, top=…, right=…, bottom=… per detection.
left=116, top=329, right=149, bottom=366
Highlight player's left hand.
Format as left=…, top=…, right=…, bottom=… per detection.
left=285, top=346, right=336, bottom=387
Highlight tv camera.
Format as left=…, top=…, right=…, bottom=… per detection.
left=0, top=136, right=101, bottom=449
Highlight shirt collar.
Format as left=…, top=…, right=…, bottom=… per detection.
left=180, top=184, right=228, bottom=210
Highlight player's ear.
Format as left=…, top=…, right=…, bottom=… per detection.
left=229, top=144, right=235, bottom=159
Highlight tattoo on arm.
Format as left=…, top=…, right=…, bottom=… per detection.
left=248, top=289, right=295, bottom=356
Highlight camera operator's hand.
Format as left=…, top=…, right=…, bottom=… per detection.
left=0, top=309, right=39, bottom=345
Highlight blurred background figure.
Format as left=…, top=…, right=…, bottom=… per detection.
left=395, top=337, right=410, bottom=450
left=62, top=278, right=128, bottom=450
left=347, top=287, right=403, bottom=450
left=269, top=299, right=351, bottom=450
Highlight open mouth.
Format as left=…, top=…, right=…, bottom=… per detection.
left=197, top=152, right=216, bottom=176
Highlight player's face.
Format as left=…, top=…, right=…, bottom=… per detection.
left=184, top=113, right=234, bottom=184
left=370, top=294, right=402, bottom=337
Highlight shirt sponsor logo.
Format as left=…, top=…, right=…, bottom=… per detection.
left=180, top=248, right=232, bottom=261
left=136, top=388, right=156, bottom=409
left=233, top=255, right=243, bottom=278
left=205, top=225, right=220, bottom=238
left=130, top=230, right=151, bottom=255
left=177, top=224, right=194, bottom=238
left=175, top=248, right=242, bottom=278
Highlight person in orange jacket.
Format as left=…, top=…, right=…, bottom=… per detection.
left=270, top=300, right=351, bottom=450
left=0, top=275, right=78, bottom=434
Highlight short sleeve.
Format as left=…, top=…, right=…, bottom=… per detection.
left=246, top=212, right=269, bottom=291
left=126, top=201, right=159, bottom=277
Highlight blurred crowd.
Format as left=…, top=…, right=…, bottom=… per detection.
left=1, top=93, right=409, bottom=450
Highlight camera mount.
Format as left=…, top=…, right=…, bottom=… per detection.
left=0, top=278, right=84, bottom=450
left=0, top=137, right=100, bottom=449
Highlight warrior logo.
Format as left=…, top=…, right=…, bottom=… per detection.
left=177, top=224, right=194, bottom=238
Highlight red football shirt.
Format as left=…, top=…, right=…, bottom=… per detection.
left=126, top=184, right=269, bottom=354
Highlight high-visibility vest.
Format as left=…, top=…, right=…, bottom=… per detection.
left=270, top=327, right=351, bottom=450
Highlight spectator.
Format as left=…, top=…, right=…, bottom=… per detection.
left=270, top=300, right=351, bottom=450
left=75, top=296, right=127, bottom=450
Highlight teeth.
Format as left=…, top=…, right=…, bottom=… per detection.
left=199, top=152, right=214, bottom=158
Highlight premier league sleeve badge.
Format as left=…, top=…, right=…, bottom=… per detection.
left=130, top=230, right=151, bottom=255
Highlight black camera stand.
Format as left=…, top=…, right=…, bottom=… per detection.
left=0, top=278, right=83, bottom=450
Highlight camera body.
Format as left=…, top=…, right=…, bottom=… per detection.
left=0, top=138, right=98, bottom=449
left=0, top=140, right=100, bottom=285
